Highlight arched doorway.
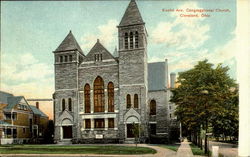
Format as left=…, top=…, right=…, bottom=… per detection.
left=61, top=119, right=73, bottom=139
left=126, top=116, right=139, bottom=138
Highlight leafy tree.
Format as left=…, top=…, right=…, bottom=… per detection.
left=132, top=123, right=140, bottom=147
left=170, top=60, right=237, bottom=154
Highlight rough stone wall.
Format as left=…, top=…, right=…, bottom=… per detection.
left=78, top=62, right=119, bottom=139
left=53, top=51, right=81, bottom=142
left=148, top=90, right=169, bottom=135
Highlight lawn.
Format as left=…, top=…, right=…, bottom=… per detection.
left=189, top=143, right=207, bottom=156
left=0, top=145, right=157, bottom=154
left=158, top=143, right=181, bottom=151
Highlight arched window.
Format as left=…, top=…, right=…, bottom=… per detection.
left=60, top=56, right=63, bottom=62
left=124, top=33, right=128, bottom=49
left=84, top=84, right=90, bottom=113
left=135, top=31, right=139, bottom=48
left=69, top=55, right=72, bottom=62
left=108, top=82, right=114, bottom=112
left=150, top=100, right=156, bottom=115
left=126, top=94, right=131, bottom=108
left=68, top=98, right=72, bottom=111
left=134, top=94, right=139, bottom=108
left=62, top=99, right=66, bottom=111
left=64, top=56, right=68, bottom=62
left=130, top=32, right=134, bottom=49
left=94, top=76, right=105, bottom=112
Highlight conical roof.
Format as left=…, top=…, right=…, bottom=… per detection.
left=55, top=31, right=83, bottom=53
left=119, top=0, right=144, bottom=27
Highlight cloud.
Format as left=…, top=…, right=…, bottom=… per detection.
left=151, top=2, right=210, bottom=50
left=1, top=52, right=54, bottom=98
left=81, top=19, right=118, bottom=52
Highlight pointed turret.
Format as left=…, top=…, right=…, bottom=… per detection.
left=55, top=30, right=83, bottom=54
left=119, top=0, right=144, bottom=27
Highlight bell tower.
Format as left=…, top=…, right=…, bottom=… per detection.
left=117, top=0, right=149, bottom=140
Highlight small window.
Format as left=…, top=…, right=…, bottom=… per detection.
left=94, top=119, right=105, bottom=128
left=108, top=118, right=114, bottom=128
left=62, top=99, right=66, bottom=111
left=150, top=100, right=156, bottom=115
left=69, top=55, right=72, bottom=62
left=85, top=119, right=91, bottom=129
left=134, top=94, right=139, bottom=108
left=65, top=56, right=68, bottom=62
left=126, top=94, right=131, bottom=108
left=60, top=56, right=63, bottom=62
left=12, top=112, right=17, bottom=120
left=130, top=32, right=134, bottom=49
left=150, top=124, right=156, bottom=135
left=100, top=54, right=102, bottom=61
left=23, top=128, right=26, bottom=134
left=5, top=113, right=11, bottom=120
left=135, top=31, right=139, bottom=48
left=68, top=98, right=72, bottom=111
left=124, top=33, right=128, bottom=49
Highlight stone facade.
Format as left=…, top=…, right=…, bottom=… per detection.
left=53, top=0, right=177, bottom=143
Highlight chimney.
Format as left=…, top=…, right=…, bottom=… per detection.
left=170, top=72, right=176, bottom=88
left=165, top=58, right=169, bottom=88
left=36, top=102, right=39, bottom=109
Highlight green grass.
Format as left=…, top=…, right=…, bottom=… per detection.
left=0, top=145, right=157, bottom=154
left=189, top=143, right=209, bottom=156
left=158, top=143, right=180, bottom=152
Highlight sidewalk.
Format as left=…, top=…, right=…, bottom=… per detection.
left=176, top=139, right=194, bottom=157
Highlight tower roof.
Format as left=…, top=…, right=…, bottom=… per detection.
left=119, top=0, right=144, bottom=27
left=55, top=30, right=83, bottom=54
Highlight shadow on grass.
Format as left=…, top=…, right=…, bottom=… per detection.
left=0, top=145, right=157, bottom=154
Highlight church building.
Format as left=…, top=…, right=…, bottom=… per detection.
left=53, top=0, right=177, bottom=143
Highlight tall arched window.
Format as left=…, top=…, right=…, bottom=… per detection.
left=124, top=33, right=128, bottom=49
left=134, top=94, right=139, bottom=108
left=126, top=94, right=131, bottom=108
left=150, top=100, right=156, bottom=115
left=94, top=76, right=105, bottom=112
left=68, top=98, right=72, bottom=111
left=108, top=82, right=114, bottom=112
left=130, top=32, right=134, bottom=49
left=84, top=84, right=90, bottom=113
left=62, top=99, right=66, bottom=111
left=135, top=31, right=139, bottom=48
left=64, top=56, right=68, bottom=62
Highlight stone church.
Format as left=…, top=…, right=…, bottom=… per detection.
left=53, top=0, right=177, bottom=143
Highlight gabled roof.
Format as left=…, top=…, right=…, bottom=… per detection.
left=119, top=0, right=144, bottom=27
left=83, top=39, right=115, bottom=62
left=55, top=31, right=84, bottom=54
left=0, top=91, right=13, bottom=104
left=30, top=105, right=48, bottom=118
left=148, top=62, right=166, bottom=91
left=6, top=96, right=23, bottom=110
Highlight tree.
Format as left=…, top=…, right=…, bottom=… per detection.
left=170, top=60, right=237, bottom=154
left=132, top=123, right=140, bottom=147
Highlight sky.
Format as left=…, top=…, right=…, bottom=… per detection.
left=0, top=0, right=236, bottom=119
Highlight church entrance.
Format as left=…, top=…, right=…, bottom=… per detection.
left=62, top=126, right=72, bottom=139
left=127, top=124, right=134, bottom=138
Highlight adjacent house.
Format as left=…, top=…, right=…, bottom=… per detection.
left=0, top=91, right=49, bottom=144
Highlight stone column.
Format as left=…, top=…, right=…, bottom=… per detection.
left=238, top=0, right=250, bottom=156
left=90, top=90, right=94, bottom=113
left=91, top=119, right=94, bottom=131
left=105, top=118, right=108, bottom=130
left=105, top=89, right=108, bottom=113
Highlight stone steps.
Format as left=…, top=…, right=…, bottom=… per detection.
left=57, top=139, right=72, bottom=145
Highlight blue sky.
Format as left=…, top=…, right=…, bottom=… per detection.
left=1, top=0, right=236, bottom=99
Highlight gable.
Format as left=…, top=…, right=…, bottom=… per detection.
left=83, top=40, right=115, bottom=62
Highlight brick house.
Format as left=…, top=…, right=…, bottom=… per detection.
left=53, top=0, right=177, bottom=144
left=0, top=91, right=49, bottom=144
